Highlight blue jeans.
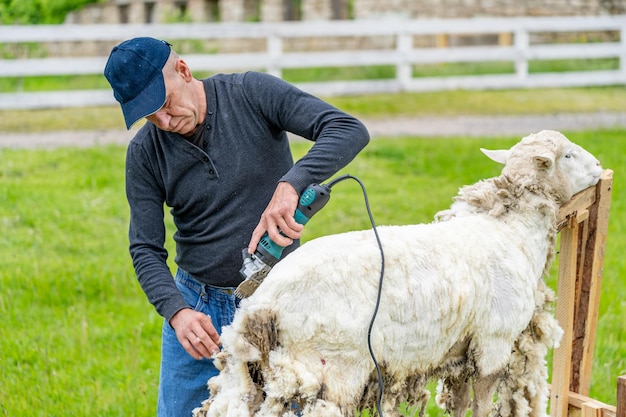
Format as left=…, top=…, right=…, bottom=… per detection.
left=157, top=269, right=238, bottom=417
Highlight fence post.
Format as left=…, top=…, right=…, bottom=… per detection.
left=267, top=33, right=282, bottom=78
left=514, top=27, right=529, bottom=80
left=621, top=24, right=626, bottom=80
left=572, top=170, right=613, bottom=395
left=550, top=170, right=614, bottom=417
left=396, top=31, right=412, bottom=91
left=551, top=215, right=579, bottom=417
left=617, top=375, right=626, bottom=417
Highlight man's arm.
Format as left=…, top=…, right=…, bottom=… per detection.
left=126, top=141, right=219, bottom=359
left=243, top=72, right=370, bottom=252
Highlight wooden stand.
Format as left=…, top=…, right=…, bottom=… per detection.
left=550, top=169, right=624, bottom=417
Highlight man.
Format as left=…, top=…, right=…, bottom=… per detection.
left=103, top=37, right=369, bottom=416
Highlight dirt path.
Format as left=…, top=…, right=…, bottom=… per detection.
left=2, top=111, right=625, bottom=149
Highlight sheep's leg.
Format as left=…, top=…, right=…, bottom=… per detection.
left=448, top=376, right=472, bottom=417
left=472, top=372, right=501, bottom=417
left=404, top=375, right=429, bottom=417
left=376, top=371, right=412, bottom=417
left=436, top=376, right=472, bottom=417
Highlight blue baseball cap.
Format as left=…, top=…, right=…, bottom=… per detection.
left=104, top=37, right=172, bottom=129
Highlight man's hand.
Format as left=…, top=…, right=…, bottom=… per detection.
left=170, top=308, right=220, bottom=360
left=248, top=182, right=303, bottom=254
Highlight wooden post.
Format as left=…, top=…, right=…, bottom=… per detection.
left=617, top=375, right=626, bottom=417
left=571, top=170, right=613, bottom=394
left=551, top=214, right=579, bottom=417
left=551, top=169, right=614, bottom=417
left=396, top=32, right=413, bottom=90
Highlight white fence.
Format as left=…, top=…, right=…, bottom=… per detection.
left=0, top=15, right=625, bottom=110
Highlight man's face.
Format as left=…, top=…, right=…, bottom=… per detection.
left=146, top=62, right=203, bottom=136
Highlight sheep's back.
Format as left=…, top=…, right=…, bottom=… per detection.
left=239, top=214, right=545, bottom=374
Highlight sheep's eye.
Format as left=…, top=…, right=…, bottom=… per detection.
left=565, top=153, right=572, bottom=159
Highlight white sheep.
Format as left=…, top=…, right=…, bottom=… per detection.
left=194, top=130, right=603, bottom=417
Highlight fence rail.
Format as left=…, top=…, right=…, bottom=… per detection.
left=1, top=15, right=625, bottom=110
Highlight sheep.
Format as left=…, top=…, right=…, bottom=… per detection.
left=193, top=130, right=603, bottom=417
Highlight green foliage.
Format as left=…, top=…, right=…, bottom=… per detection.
left=0, top=41, right=48, bottom=60
left=162, top=4, right=192, bottom=24
left=0, top=0, right=100, bottom=24
left=1, top=131, right=624, bottom=415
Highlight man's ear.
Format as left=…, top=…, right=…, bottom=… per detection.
left=175, top=58, right=193, bottom=81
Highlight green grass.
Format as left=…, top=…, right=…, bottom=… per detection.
left=1, top=131, right=624, bottom=416
left=2, top=86, right=626, bottom=133
left=284, top=65, right=396, bottom=83
left=409, top=58, right=619, bottom=77
left=0, top=74, right=112, bottom=93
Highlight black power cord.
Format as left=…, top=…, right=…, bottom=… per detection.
left=326, top=174, right=386, bottom=417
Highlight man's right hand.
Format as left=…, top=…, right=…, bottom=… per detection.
left=169, top=308, right=220, bottom=360
left=247, top=181, right=303, bottom=254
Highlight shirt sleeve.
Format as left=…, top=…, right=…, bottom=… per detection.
left=125, top=139, right=189, bottom=322
left=241, top=71, right=370, bottom=193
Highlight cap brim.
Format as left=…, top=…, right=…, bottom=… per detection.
left=120, top=72, right=166, bottom=130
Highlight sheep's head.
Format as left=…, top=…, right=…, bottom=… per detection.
left=481, top=130, right=603, bottom=204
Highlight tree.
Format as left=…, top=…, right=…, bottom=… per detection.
left=0, top=0, right=101, bottom=24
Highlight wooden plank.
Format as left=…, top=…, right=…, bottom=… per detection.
left=580, top=172, right=614, bottom=388
left=0, top=57, right=109, bottom=77
left=617, top=375, right=626, bottom=417
left=575, top=170, right=614, bottom=394
left=570, top=396, right=616, bottom=417
left=0, top=90, right=116, bottom=110
left=2, top=43, right=614, bottom=78
left=547, top=385, right=617, bottom=417
left=583, top=402, right=605, bottom=417
left=17, top=43, right=618, bottom=77
left=571, top=213, right=590, bottom=393
left=558, top=187, right=596, bottom=231
left=551, top=218, right=580, bottom=417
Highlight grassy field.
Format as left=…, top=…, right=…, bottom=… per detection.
left=0, top=125, right=624, bottom=416
left=2, top=86, right=626, bottom=132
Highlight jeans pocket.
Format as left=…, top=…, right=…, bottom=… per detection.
left=176, top=278, right=205, bottom=312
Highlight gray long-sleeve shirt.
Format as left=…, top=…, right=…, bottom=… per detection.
left=125, top=71, right=369, bottom=321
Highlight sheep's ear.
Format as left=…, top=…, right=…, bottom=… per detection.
left=480, top=148, right=509, bottom=165
left=533, top=155, right=554, bottom=170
